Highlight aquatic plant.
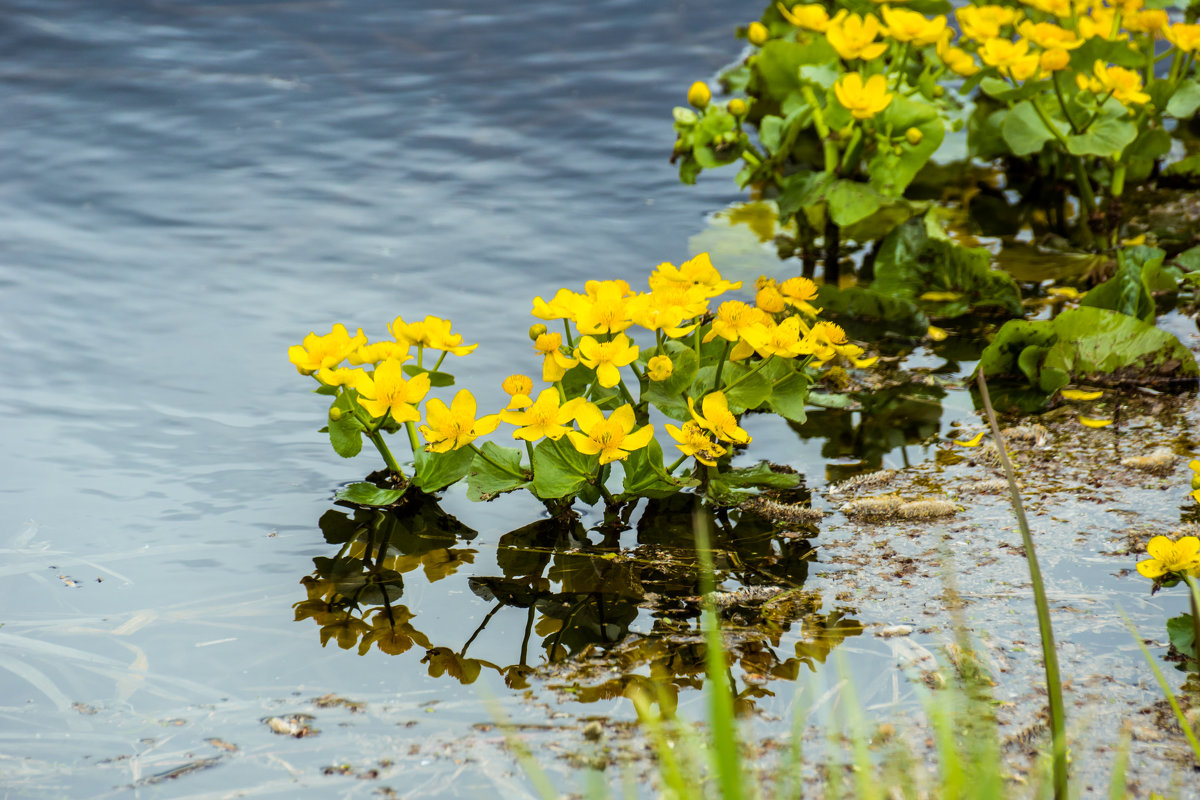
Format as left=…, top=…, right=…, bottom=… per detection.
left=289, top=253, right=879, bottom=511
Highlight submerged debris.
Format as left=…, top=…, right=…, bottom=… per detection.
left=1120, top=447, right=1176, bottom=475
left=959, top=477, right=1011, bottom=494
left=1001, top=424, right=1049, bottom=448
left=897, top=500, right=959, bottom=520
left=874, top=625, right=912, bottom=638
left=709, top=586, right=784, bottom=608
left=264, top=714, right=319, bottom=738
left=828, top=469, right=897, bottom=496
left=740, top=496, right=826, bottom=525
left=841, top=495, right=903, bottom=522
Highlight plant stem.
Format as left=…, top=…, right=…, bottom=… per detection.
left=561, top=319, right=575, bottom=350
left=405, top=420, right=421, bottom=456
left=665, top=453, right=689, bottom=474
left=431, top=350, right=448, bottom=372
left=976, top=372, right=1068, bottom=800
left=367, top=430, right=404, bottom=478
left=1052, top=72, right=1081, bottom=133
left=617, top=378, right=638, bottom=407
left=892, top=42, right=911, bottom=92
left=711, top=339, right=734, bottom=393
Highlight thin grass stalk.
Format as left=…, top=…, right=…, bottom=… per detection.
left=976, top=372, right=1068, bottom=800
left=631, top=690, right=692, bottom=800
left=484, top=696, right=561, bottom=800
left=693, top=506, right=745, bottom=800
left=1106, top=726, right=1131, bottom=800
left=833, top=651, right=883, bottom=800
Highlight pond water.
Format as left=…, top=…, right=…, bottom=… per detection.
left=3, top=1, right=1200, bottom=797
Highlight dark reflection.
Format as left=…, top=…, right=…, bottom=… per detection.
left=294, top=493, right=861, bottom=711
left=789, top=382, right=946, bottom=481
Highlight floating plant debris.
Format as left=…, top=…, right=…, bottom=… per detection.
left=740, top=496, right=826, bottom=525
left=1121, top=448, right=1175, bottom=475
left=827, top=469, right=898, bottom=496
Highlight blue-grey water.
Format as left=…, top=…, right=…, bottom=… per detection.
left=1, top=1, right=1197, bottom=797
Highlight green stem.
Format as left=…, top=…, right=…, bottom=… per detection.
left=665, top=453, right=689, bottom=474
left=1111, top=161, right=1127, bottom=199
left=801, top=86, right=840, bottom=173
left=1052, top=71, right=1081, bottom=134
left=367, top=430, right=404, bottom=478
left=838, top=126, right=863, bottom=175
left=561, top=319, right=575, bottom=350
left=628, top=362, right=646, bottom=383
left=1031, top=95, right=1071, bottom=150
left=977, top=372, right=1068, bottom=800
left=617, top=378, right=637, bottom=407
left=525, top=440, right=536, bottom=470
left=1071, top=154, right=1099, bottom=221
left=595, top=479, right=616, bottom=505
left=892, top=42, right=911, bottom=93
left=711, top=339, right=734, bottom=394
left=431, top=351, right=448, bottom=373
left=1187, top=575, right=1200, bottom=677
left=417, top=344, right=425, bottom=369
left=404, top=420, right=422, bottom=456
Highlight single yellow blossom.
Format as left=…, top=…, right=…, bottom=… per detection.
left=389, top=315, right=478, bottom=356
left=978, top=38, right=1041, bottom=81
left=881, top=6, right=947, bottom=45
left=533, top=332, right=579, bottom=382
left=289, top=324, right=367, bottom=374
left=937, top=35, right=980, bottom=76
left=664, top=420, right=728, bottom=466
left=1165, top=23, right=1200, bottom=52
left=531, top=287, right=583, bottom=322
left=755, top=282, right=787, bottom=313
left=348, top=340, right=411, bottom=366
left=419, top=389, right=500, bottom=453
left=779, top=276, right=822, bottom=314
left=801, top=321, right=862, bottom=363
left=834, top=73, right=894, bottom=120
left=567, top=403, right=655, bottom=465
left=1136, top=535, right=1200, bottom=579
left=825, top=11, right=889, bottom=61
left=777, top=2, right=830, bottom=31
left=573, top=279, right=636, bottom=335
left=688, top=81, right=711, bottom=108
left=628, top=284, right=706, bottom=337
left=1040, top=48, right=1071, bottom=72
left=648, top=252, right=741, bottom=298
left=688, top=392, right=751, bottom=445
left=501, top=374, right=534, bottom=410
left=703, top=300, right=771, bottom=345
left=927, top=325, right=949, bottom=341
left=357, top=359, right=432, bottom=421
left=500, top=388, right=586, bottom=441
left=576, top=333, right=640, bottom=388
left=647, top=355, right=675, bottom=382
left=1017, top=21, right=1083, bottom=50
left=1060, top=388, right=1103, bottom=401
left=1090, top=61, right=1150, bottom=106
left=1126, top=9, right=1168, bottom=33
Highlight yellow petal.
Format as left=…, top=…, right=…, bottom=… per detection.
left=1079, top=416, right=1113, bottom=428
left=1136, top=559, right=1168, bottom=579
left=1061, top=389, right=1103, bottom=401
left=955, top=431, right=986, bottom=447
left=926, top=325, right=949, bottom=342
left=919, top=291, right=961, bottom=302
left=1146, top=535, right=1175, bottom=561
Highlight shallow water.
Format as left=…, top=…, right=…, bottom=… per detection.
left=3, top=1, right=1199, bottom=797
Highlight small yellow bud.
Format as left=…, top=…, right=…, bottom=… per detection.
left=528, top=323, right=548, bottom=341
left=728, top=98, right=748, bottom=117
left=647, top=355, right=674, bottom=382
left=905, top=127, right=923, bottom=146
left=747, top=21, right=769, bottom=46
left=687, top=81, right=712, bottom=109
left=329, top=407, right=344, bottom=422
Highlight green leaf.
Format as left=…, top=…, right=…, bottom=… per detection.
left=402, top=365, right=455, bottom=387
left=868, top=94, right=944, bottom=197
left=975, top=306, right=1199, bottom=402
left=1080, top=245, right=1165, bottom=323
left=872, top=214, right=1022, bottom=319
left=815, top=285, right=930, bottom=339
left=708, top=461, right=799, bottom=503
left=466, top=442, right=529, bottom=501
left=621, top=438, right=687, bottom=500
left=531, top=437, right=598, bottom=500
left=1066, top=112, right=1136, bottom=158
left=1164, top=154, right=1200, bottom=178
left=1001, top=100, right=1064, bottom=157
left=807, top=392, right=860, bottom=409
left=328, top=393, right=365, bottom=458
left=750, top=39, right=838, bottom=104
left=827, top=180, right=884, bottom=227
left=721, top=362, right=772, bottom=413
left=766, top=371, right=811, bottom=423
left=1167, top=613, right=1197, bottom=660
left=335, top=482, right=406, bottom=507
left=1166, top=78, right=1200, bottom=119
left=413, top=446, right=475, bottom=493
left=644, top=341, right=699, bottom=421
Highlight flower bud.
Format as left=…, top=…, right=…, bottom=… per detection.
left=728, top=98, right=748, bottom=117
left=687, top=81, right=711, bottom=109
left=647, top=355, right=674, bottom=382
left=329, top=406, right=344, bottom=422
left=502, top=374, right=533, bottom=397
left=528, top=323, right=548, bottom=341
left=747, top=21, right=769, bottom=46
left=905, top=127, right=923, bottom=146
left=932, top=85, right=945, bottom=98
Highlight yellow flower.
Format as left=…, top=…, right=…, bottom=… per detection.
left=780, top=276, right=822, bottom=314
left=357, top=359, right=432, bottom=421
left=937, top=36, right=980, bottom=76
left=1017, top=21, right=1083, bottom=50
left=647, top=355, right=675, bottom=382
left=531, top=287, right=583, bottom=322
left=688, top=81, right=711, bottom=108
left=1077, top=8, right=1124, bottom=41
left=315, top=366, right=375, bottom=394
left=389, top=315, right=478, bottom=356
left=567, top=403, right=655, bottom=465
left=801, top=321, right=862, bottom=363
left=348, top=340, right=411, bottom=366
left=1090, top=61, right=1150, bottom=106
left=956, top=5, right=1020, bottom=43
left=576, top=333, right=640, bottom=388
left=834, top=72, right=894, bottom=120
left=1189, top=459, right=1200, bottom=490
left=648, top=253, right=741, bottom=298
left=905, top=126, right=924, bottom=145
left=533, top=332, right=579, bottom=382
left=881, top=6, right=947, bottom=45
left=740, top=315, right=809, bottom=359
left=825, top=11, right=889, bottom=61
left=978, top=38, right=1040, bottom=81
left=501, top=374, right=534, bottom=410
left=628, top=285, right=706, bottom=337
left=1136, top=535, right=1200, bottom=579
left=1165, top=23, right=1200, bottom=52
left=289, top=324, right=367, bottom=374
left=664, top=420, right=728, bottom=466
left=500, top=388, right=586, bottom=442
left=688, top=392, right=751, bottom=445
left=573, top=280, right=636, bottom=335
left=1126, top=9, right=1168, bottom=33
left=777, top=2, right=830, bottom=31
left=1040, top=48, right=1071, bottom=72
left=419, top=389, right=500, bottom=453
left=755, top=282, right=787, bottom=313
left=703, top=300, right=771, bottom=346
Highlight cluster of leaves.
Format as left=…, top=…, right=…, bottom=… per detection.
left=674, top=0, right=1200, bottom=268
left=289, top=253, right=881, bottom=510
left=975, top=244, right=1199, bottom=408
